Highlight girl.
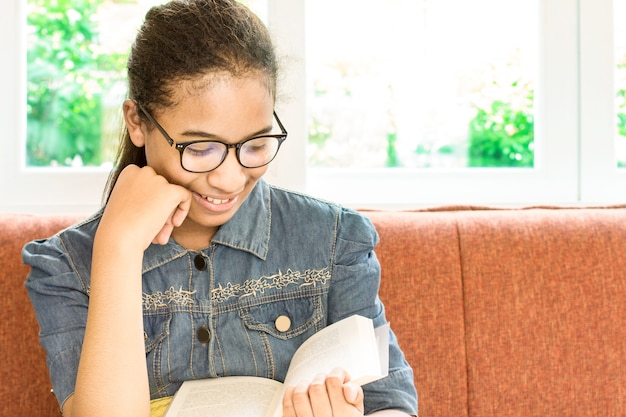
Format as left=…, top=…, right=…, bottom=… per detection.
left=23, top=1, right=418, bottom=416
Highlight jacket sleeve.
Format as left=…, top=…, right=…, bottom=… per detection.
left=23, top=234, right=89, bottom=410
left=329, top=207, right=418, bottom=415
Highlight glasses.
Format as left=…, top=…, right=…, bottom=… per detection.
left=136, top=103, right=288, bottom=173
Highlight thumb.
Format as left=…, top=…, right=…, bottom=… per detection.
left=343, top=383, right=363, bottom=405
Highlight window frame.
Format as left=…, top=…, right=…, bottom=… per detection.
left=579, top=0, right=626, bottom=203
left=2, top=0, right=110, bottom=214
left=2, top=0, right=625, bottom=214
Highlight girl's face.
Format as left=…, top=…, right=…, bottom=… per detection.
left=135, top=74, right=276, bottom=248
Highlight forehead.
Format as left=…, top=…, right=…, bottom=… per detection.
left=152, top=72, right=276, bottom=141
left=165, top=71, right=275, bottom=111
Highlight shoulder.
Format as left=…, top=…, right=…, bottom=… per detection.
left=267, top=184, right=378, bottom=245
left=23, top=211, right=102, bottom=279
left=268, top=183, right=342, bottom=215
left=56, top=211, right=102, bottom=252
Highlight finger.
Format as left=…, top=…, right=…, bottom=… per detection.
left=326, top=368, right=364, bottom=414
left=171, top=189, right=192, bottom=227
left=152, top=223, right=174, bottom=245
left=343, top=383, right=364, bottom=410
left=291, top=381, right=314, bottom=417
left=308, top=374, right=332, bottom=417
left=171, top=203, right=188, bottom=227
left=153, top=189, right=191, bottom=244
left=325, top=371, right=346, bottom=407
left=282, top=386, right=297, bottom=417
left=329, top=367, right=351, bottom=383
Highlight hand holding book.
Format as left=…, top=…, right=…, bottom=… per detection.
left=281, top=367, right=365, bottom=417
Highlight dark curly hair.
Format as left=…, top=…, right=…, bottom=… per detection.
left=104, top=0, right=278, bottom=201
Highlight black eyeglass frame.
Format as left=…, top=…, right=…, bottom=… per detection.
left=136, top=102, right=288, bottom=173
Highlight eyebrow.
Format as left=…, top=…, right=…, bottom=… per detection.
left=179, top=124, right=274, bottom=142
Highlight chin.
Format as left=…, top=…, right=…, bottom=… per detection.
left=190, top=206, right=237, bottom=229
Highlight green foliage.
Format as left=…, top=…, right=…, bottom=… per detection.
left=27, top=0, right=126, bottom=167
left=615, top=60, right=626, bottom=167
left=467, top=85, right=534, bottom=168
left=385, top=131, right=400, bottom=167
left=616, top=62, right=626, bottom=142
left=308, top=117, right=332, bottom=147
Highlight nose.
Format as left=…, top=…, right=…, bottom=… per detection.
left=205, top=147, right=246, bottom=191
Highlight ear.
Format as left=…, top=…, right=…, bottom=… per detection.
left=123, top=99, right=147, bottom=148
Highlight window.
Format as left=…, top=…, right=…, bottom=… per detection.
left=306, top=0, right=536, bottom=170
left=2, top=0, right=626, bottom=213
left=281, top=0, right=580, bottom=206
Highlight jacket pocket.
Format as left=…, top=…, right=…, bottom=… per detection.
left=143, top=309, right=171, bottom=353
left=143, top=309, right=172, bottom=396
left=242, top=295, right=324, bottom=340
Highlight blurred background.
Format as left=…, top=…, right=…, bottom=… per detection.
left=2, top=0, right=625, bottom=212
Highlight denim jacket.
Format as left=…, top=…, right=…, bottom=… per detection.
left=23, top=179, right=417, bottom=415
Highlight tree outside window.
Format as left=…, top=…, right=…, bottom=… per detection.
left=26, top=0, right=264, bottom=169
left=27, top=0, right=128, bottom=167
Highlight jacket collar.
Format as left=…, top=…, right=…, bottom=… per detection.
left=142, top=179, right=271, bottom=272
left=211, top=179, right=271, bottom=260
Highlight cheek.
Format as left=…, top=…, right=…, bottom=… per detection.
left=144, top=137, right=181, bottom=173
left=243, top=165, right=270, bottom=187
left=143, top=133, right=161, bottom=165
left=144, top=144, right=200, bottom=190
left=232, top=166, right=269, bottom=198
left=143, top=144, right=158, bottom=167
left=249, top=165, right=269, bottom=179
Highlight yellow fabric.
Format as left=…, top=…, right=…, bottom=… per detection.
left=150, top=396, right=173, bottom=417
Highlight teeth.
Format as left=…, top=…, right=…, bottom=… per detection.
left=203, top=196, right=229, bottom=204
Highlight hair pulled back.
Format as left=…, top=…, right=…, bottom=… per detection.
left=104, top=0, right=278, bottom=202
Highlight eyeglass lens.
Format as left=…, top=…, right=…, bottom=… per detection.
left=182, top=136, right=281, bottom=172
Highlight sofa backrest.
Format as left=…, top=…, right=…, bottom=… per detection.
left=365, top=206, right=626, bottom=417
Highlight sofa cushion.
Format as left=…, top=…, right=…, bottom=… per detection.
left=458, top=207, right=626, bottom=416
left=365, top=210, right=469, bottom=417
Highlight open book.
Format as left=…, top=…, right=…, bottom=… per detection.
left=163, top=314, right=389, bottom=417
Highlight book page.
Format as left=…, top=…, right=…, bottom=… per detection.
left=163, top=376, right=283, bottom=417
left=283, top=315, right=384, bottom=387
left=375, top=321, right=390, bottom=378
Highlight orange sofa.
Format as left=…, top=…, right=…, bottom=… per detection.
left=2, top=206, right=626, bottom=417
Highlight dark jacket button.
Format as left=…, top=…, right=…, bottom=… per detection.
left=197, top=325, right=210, bottom=345
left=194, top=254, right=207, bottom=271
